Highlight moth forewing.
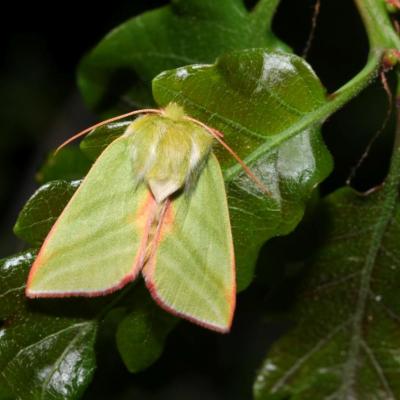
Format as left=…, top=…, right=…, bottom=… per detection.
left=26, top=136, right=158, bottom=297
left=26, top=103, right=237, bottom=333
left=142, top=154, right=236, bottom=333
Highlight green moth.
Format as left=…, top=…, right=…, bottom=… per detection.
left=26, top=103, right=237, bottom=333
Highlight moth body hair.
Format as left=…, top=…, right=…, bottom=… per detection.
left=189, top=138, right=201, bottom=171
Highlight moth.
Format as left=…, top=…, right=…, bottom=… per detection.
left=26, top=103, right=266, bottom=333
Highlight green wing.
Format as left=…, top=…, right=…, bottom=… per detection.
left=142, top=154, right=236, bottom=333
left=27, top=136, right=157, bottom=297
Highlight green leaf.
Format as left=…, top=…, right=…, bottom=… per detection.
left=78, top=0, right=289, bottom=114
left=80, top=121, right=131, bottom=161
left=14, top=180, right=80, bottom=246
left=152, top=49, right=333, bottom=290
left=36, top=147, right=91, bottom=184
left=116, top=287, right=177, bottom=373
left=254, top=180, right=400, bottom=398
left=0, top=251, right=37, bottom=318
left=0, top=250, right=97, bottom=400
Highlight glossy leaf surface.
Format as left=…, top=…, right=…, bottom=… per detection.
left=14, top=180, right=80, bottom=246
left=0, top=250, right=97, bottom=400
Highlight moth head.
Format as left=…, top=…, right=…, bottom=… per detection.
left=126, top=105, right=214, bottom=202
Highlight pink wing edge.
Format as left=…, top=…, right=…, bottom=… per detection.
left=26, top=191, right=158, bottom=298
left=142, top=199, right=236, bottom=334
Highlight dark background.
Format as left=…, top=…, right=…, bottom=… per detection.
left=0, top=1, right=395, bottom=398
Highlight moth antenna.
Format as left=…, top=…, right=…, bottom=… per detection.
left=184, top=116, right=224, bottom=138
left=184, top=116, right=271, bottom=197
left=55, top=108, right=162, bottom=154
left=212, top=134, right=272, bottom=197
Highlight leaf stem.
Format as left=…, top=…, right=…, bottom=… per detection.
left=353, top=0, right=400, bottom=195
left=394, top=72, right=400, bottom=150
left=252, top=0, right=281, bottom=29
left=227, top=0, right=399, bottom=180
left=382, top=73, right=400, bottom=191
left=354, top=0, right=400, bottom=50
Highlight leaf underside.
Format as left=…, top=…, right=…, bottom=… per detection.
left=254, top=186, right=400, bottom=399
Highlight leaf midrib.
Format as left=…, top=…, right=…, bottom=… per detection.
left=40, top=322, right=95, bottom=399
left=1, top=322, right=92, bottom=376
